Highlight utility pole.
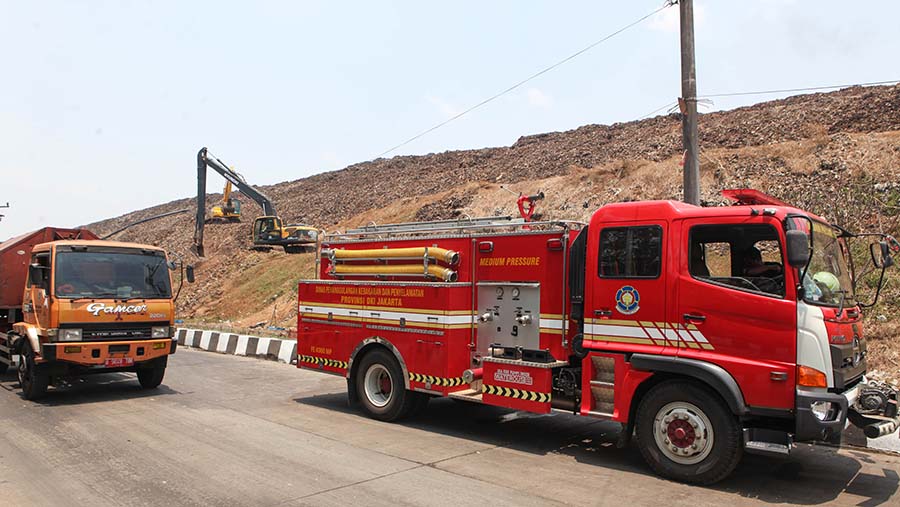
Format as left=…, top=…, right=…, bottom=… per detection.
left=680, top=0, right=700, bottom=205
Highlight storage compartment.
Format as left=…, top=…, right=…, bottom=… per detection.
left=482, top=357, right=555, bottom=413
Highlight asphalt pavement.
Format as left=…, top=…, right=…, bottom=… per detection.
left=1, top=349, right=898, bottom=506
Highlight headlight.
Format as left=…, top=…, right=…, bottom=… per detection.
left=151, top=326, right=170, bottom=339
left=59, top=328, right=82, bottom=342
left=810, top=400, right=837, bottom=421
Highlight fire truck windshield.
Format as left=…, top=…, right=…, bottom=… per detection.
left=55, top=250, right=172, bottom=299
left=802, top=220, right=854, bottom=306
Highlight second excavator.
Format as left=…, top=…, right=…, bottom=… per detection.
left=192, top=147, right=318, bottom=257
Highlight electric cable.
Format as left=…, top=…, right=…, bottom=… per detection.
left=376, top=1, right=678, bottom=158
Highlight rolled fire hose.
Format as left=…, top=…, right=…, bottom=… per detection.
left=323, top=247, right=459, bottom=266
left=332, top=263, right=458, bottom=282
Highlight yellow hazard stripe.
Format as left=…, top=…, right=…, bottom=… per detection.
left=408, top=372, right=466, bottom=387
left=482, top=384, right=551, bottom=403
left=298, top=355, right=349, bottom=369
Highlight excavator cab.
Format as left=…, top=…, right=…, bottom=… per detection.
left=209, top=182, right=242, bottom=222
left=253, top=216, right=284, bottom=244
left=252, top=216, right=317, bottom=253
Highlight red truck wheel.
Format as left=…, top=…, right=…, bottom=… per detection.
left=355, top=348, right=413, bottom=421
left=18, top=343, right=49, bottom=400
left=635, top=381, right=742, bottom=484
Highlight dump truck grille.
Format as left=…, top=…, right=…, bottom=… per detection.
left=60, top=322, right=156, bottom=341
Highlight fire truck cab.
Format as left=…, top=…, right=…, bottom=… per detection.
left=297, top=190, right=898, bottom=484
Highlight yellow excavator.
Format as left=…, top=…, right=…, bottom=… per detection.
left=193, top=147, right=319, bottom=257
left=208, top=181, right=243, bottom=222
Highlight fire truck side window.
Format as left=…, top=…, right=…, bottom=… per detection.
left=689, top=224, right=785, bottom=297
left=598, top=225, right=662, bottom=278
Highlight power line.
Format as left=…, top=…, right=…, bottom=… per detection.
left=635, top=79, right=900, bottom=121
left=639, top=102, right=678, bottom=120
left=698, top=79, right=900, bottom=99
left=376, top=1, right=677, bottom=158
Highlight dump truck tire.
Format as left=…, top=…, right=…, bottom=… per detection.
left=18, top=343, right=48, bottom=400
left=137, top=357, right=167, bottom=389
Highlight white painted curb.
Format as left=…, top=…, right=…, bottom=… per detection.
left=176, top=328, right=297, bottom=365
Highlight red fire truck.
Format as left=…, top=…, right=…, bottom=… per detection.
left=297, top=189, right=899, bottom=484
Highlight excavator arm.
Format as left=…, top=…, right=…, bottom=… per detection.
left=193, top=147, right=277, bottom=256
left=222, top=181, right=233, bottom=206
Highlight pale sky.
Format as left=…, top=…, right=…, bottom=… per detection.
left=2, top=1, right=898, bottom=239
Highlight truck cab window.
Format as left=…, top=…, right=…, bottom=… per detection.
left=29, top=253, right=51, bottom=291
left=689, top=224, right=785, bottom=297
left=599, top=225, right=662, bottom=278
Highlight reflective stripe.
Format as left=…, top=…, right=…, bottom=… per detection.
left=584, top=320, right=716, bottom=350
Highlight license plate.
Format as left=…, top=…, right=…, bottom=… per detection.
left=105, top=357, right=134, bottom=368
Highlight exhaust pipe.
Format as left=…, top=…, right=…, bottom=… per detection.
left=323, top=246, right=460, bottom=265
left=864, top=419, right=899, bottom=439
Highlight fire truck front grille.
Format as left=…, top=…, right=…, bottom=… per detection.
left=62, top=323, right=156, bottom=341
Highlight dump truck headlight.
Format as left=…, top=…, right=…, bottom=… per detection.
left=59, top=329, right=82, bottom=342
left=151, top=326, right=170, bottom=339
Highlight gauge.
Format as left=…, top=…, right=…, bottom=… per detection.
left=495, top=287, right=504, bottom=299
left=511, top=287, right=521, bottom=299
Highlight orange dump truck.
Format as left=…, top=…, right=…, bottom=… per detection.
left=0, top=227, right=190, bottom=399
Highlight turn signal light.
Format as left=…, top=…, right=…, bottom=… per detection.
left=63, top=346, right=82, bottom=354
left=152, top=342, right=167, bottom=350
left=797, top=365, right=828, bottom=388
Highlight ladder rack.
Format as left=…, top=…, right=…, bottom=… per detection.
left=330, top=216, right=581, bottom=240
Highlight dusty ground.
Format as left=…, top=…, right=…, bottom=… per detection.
left=2, top=349, right=899, bottom=506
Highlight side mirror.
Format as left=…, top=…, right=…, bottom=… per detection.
left=786, top=230, right=810, bottom=268
left=28, top=264, right=42, bottom=286
left=186, top=265, right=195, bottom=283
left=871, top=241, right=894, bottom=269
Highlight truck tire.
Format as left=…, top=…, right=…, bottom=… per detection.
left=635, top=381, right=742, bottom=485
left=17, top=343, right=49, bottom=400
left=0, top=362, right=8, bottom=375
left=137, top=357, right=167, bottom=389
left=354, top=348, right=411, bottom=422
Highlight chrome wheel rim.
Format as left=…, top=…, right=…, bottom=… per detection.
left=363, top=364, right=393, bottom=408
left=653, top=401, right=714, bottom=465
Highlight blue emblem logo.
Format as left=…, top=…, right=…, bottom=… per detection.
left=615, top=285, right=640, bottom=315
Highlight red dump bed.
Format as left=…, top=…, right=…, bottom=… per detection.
left=0, top=227, right=98, bottom=309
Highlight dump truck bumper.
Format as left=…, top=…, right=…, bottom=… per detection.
left=39, top=338, right=176, bottom=367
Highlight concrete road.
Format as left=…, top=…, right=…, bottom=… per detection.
left=1, top=350, right=898, bottom=506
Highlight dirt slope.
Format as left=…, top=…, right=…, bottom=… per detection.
left=87, top=85, right=900, bottom=378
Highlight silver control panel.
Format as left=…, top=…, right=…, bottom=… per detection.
left=476, top=282, right=540, bottom=354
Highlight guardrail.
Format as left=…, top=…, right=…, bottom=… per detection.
left=176, top=328, right=297, bottom=364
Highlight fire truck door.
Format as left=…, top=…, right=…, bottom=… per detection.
left=587, top=222, right=666, bottom=353
left=675, top=218, right=796, bottom=410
